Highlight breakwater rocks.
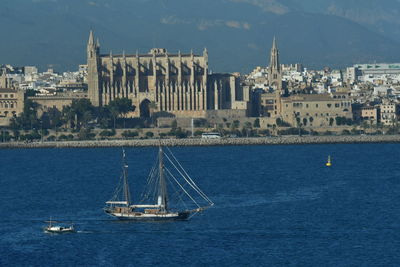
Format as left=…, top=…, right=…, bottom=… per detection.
left=1, top=135, right=400, bottom=149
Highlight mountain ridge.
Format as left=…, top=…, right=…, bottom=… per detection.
left=1, top=0, right=400, bottom=73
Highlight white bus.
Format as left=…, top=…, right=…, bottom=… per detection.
left=201, top=132, right=221, bottom=139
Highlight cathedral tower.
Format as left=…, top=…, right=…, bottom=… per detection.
left=268, top=37, right=282, bottom=93
left=268, top=37, right=284, bottom=117
left=87, top=30, right=101, bottom=106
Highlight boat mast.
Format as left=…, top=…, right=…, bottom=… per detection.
left=122, top=149, right=131, bottom=206
left=158, top=146, right=168, bottom=211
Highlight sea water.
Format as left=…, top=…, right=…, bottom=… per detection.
left=0, top=144, right=399, bottom=266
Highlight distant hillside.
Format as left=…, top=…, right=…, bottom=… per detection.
left=1, top=0, right=400, bottom=73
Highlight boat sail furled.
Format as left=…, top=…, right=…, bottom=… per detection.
left=104, top=147, right=214, bottom=221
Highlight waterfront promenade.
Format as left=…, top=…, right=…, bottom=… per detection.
left=1, top=135, right=400, bottom=149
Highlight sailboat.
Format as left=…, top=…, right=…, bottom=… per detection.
left=104, top=147, right=214, bottom=221
left=326, top=155, right=332, bottom=167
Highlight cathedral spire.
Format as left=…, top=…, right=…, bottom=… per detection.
left=88, top=30, right=95, bottom=46
left=269, top=37, right=280, bottom=72
left=272, top=36, right=277, bottom=51
left=268, top=37, right=282, bottom=92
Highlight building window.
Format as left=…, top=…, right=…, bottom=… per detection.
left=4, top=94, right=7, bottom=98
left=10, top=94, right=13, bottom=98
left=10, top=103, right=14, bottom=108
left=316, top=104, right=319, bottom=108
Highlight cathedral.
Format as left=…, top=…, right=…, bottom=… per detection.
left=87, top=31, right=247, bottom=118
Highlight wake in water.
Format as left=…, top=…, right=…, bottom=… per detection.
left=215, top=181, right=347, bottom=209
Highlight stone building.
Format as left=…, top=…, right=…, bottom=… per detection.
left=28, top=92, right=88, bottom=116
left=380, top=101, right=397, bottom=126
left=0, top=88, right=24, bottom=126
left=87, top=31, right=247, bottom=118
left=279, top=93, right=353, bottom=127
left=0, top=69, right=12, bottom=89
left=359, top=106, right=380, bottom=124
left=259, top=39, right=352, bottom=127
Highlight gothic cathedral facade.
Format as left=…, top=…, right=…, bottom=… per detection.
left=87, top=31, right=244, bottom=118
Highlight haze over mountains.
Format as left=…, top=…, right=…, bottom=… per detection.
left=2, top=0, right=400, bottom=73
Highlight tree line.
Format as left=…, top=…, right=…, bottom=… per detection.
left=10, top=97, right=135, bottom=132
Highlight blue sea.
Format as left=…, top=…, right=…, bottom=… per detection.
left=0, top=144, right=400, bottom=266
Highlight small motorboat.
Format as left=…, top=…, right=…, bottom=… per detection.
left=44, top=218, right=75, bottom=233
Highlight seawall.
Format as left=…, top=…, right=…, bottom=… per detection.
left=1, top=135, right=400, bottom=149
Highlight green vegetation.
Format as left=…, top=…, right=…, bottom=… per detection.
left=9, top=97, right=135, bottom=134
left=99, top=129, right=116, bottom=138
left=145, top=131, right=154, bottom=138
left=335, top=116, right=353, bottom=126
left=278, top=127, right=309, bottom=136
left=276, top=118, right=291, bottom=127
left=121, top=130, right=139, bottom=138
left=253, top=118, right=260, bottom=128
left=3, top=96, right=397, bottom=143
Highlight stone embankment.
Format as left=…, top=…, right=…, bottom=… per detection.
left=1, top=135, right=400, bottom=149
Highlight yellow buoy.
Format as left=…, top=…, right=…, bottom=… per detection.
left=326, top=155, right=332, bottom=167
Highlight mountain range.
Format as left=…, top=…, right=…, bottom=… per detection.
left=1, top=0, right=400, bottom=73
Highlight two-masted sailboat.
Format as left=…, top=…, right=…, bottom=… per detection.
left=104, top=147, right=213, bottom=221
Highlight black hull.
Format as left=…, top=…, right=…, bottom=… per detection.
left=105, top=209, right=190, bottom=221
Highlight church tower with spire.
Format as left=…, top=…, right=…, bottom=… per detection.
left=87, top=30, right=101, bottom=106
left=268, top=37, right=283, bottom=93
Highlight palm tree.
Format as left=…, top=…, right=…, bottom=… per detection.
left=149, top=101, right=158, bottom=125
left=149, top=101, right=157, bottom=115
